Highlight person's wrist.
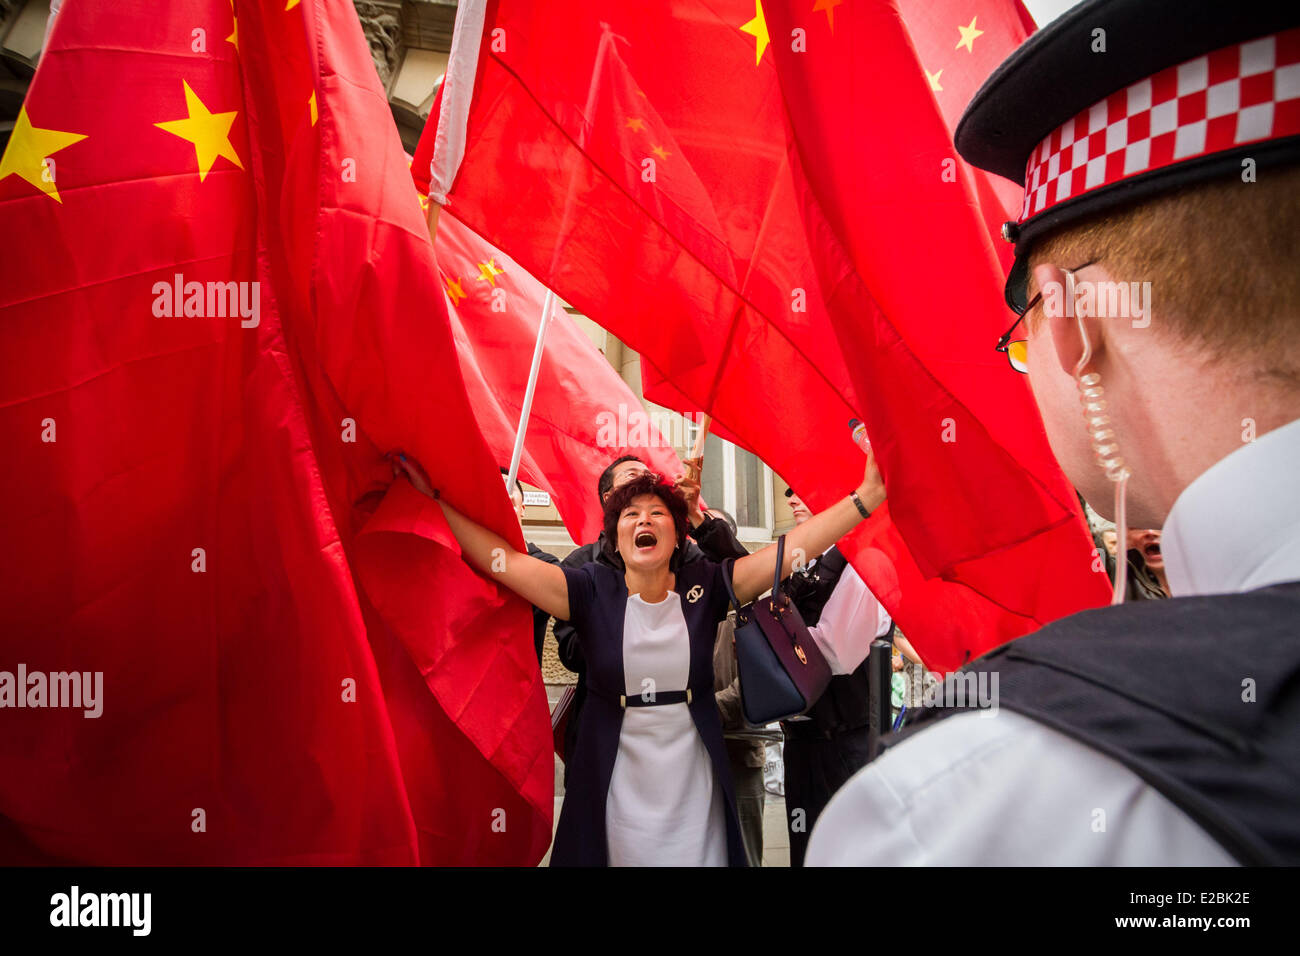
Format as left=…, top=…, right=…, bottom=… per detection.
left=851, top=484, right=883, bottom=517
left=849, top=490, right=871, bottom=519
left=856, top=479, right=884, bottom=510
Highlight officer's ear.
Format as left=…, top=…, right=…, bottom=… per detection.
left=1031, top=262, right=1103, bottom=377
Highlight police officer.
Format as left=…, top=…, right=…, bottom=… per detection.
left=810, top=0, right=1300, bottom=865
left=780, top=487, right=892, bottom=868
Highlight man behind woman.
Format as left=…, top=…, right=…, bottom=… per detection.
left=393, top=453, right=885, bottom=866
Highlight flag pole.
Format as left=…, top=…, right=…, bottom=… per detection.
left=684, top=414, right=712, bottom=483
left=506, top=290, right=555, bottom=490
left=689, top=414, right=712, bottom=460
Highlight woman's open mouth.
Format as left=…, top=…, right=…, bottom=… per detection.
left=1143, top=542, right=1161, bottom=560
left=634, top=531, right=658, bottom=550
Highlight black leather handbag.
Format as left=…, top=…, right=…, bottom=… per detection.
left=724, top=535, right=832, bottom=725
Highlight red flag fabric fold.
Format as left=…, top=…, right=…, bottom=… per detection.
left=420, top=0, right=1110, bottom=672
left=0, top=0, right=549, bottom=864
left=428, top=206, right=687, bottom=544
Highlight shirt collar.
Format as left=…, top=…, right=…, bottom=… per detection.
left=1163, top=417, right=1300, bottom=597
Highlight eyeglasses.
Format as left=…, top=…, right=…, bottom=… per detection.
left=994, top=260, right=1098, bottom=374
left=995, top=294, right=1037, bottom=374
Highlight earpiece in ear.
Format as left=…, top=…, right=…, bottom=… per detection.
left=1077, top=371, right=1130, bottom=484
left=1067, top=268, right=1131, bottom=606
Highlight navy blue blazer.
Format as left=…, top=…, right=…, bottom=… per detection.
left=550, top=558, right=748, bottom=867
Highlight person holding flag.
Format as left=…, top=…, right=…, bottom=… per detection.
left=552, top=454, right=749, bottom=785
left=394, top=453, right=887, bottom=866
left=779, top=485, right=893, bottom=868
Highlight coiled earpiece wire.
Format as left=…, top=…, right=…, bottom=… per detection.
left=1067, top=269, right=1132, bottom=606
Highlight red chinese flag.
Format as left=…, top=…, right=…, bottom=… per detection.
left=0, top=0, right=550, bottom=864
left=419, top=0, right=1110, bottom=671
left=428, top=205, right=688, bottom=544
left=762, top=0, right=1111, bottom=651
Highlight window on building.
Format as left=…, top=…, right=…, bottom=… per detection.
left=701, top=433, right=773, bottom=542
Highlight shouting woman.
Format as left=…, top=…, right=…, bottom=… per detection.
left=393, top=456, right=885, bottom=866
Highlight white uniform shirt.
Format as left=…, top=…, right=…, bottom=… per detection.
left=807, top=417, right=1300, bottom=866
left=807, top=561, right=893, bottom=675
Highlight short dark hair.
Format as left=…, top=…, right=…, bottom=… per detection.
left=597, top=455, right=644, bottom=501
left=499, top=467, right=523, bottom=499
left=601, top=473, right=688, bottom=567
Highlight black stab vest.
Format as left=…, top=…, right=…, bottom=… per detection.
left=882, top=581, right=1300, bottom=865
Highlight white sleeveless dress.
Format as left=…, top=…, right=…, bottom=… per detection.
left=604, top=591, right=727, bottom=866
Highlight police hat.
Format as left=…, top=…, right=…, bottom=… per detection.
left=956, top=0, right=1300, bottom=311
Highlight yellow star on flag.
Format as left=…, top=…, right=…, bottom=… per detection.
left=227, top=16, right=238, bottom=50
left=445, top=277, right=466, bottom=305
left=926, top=68, right=943, bottom=92
left=625, top=117, right=646, bottom=132
left=476, top=259, right=503, bottom=285
left=286, top=0, right=300, bottom=9
left=651, top=145, right=671, bottom=161
left=0, top=106, right=88, bottom=203
left=740, top=1, right=770, bottom=65
left=309, top=91, right=318, bottom=126
left=155, top=80, right=244, bottom=182
left=956, top=16, right=984, bottom=53
left=813, top=0, right=843, bottom=32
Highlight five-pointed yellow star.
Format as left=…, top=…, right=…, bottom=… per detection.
left=445, top=277, right=466, bottom=305
left=956, top=16, right=984, bottom=53
left=740, top=1, right=770, bottom=65
left=813, top=0, right=843, bottom=32
left=625, top=117, right=646, bottom=132
left=0, top=106, right=88, bottom=203
left=227, top=16, right=238, bottom=49
left=651, top=145, right=671, bottom=161
left=476, top=259, right=503, bottom=285
left=286, top=0, right=300, bottom=9
left=925, top=68, right=943, bottom=92
left=309, top=91, right=318, bottom=126
left=155, top=80, right=244, bottom=182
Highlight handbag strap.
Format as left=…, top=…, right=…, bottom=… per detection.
left=722, top=535, right=787, bottom=612
left=771, top=534, right=786, bottom=599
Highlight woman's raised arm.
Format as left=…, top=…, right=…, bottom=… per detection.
left=392, top=456, right=571, bottom=621
left=730, top=452, right=886, bottom=606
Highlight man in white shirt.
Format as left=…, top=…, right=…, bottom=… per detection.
left=809, top=0, right=1300, bottom=866
left=780, top=487, right=893, bottom=866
